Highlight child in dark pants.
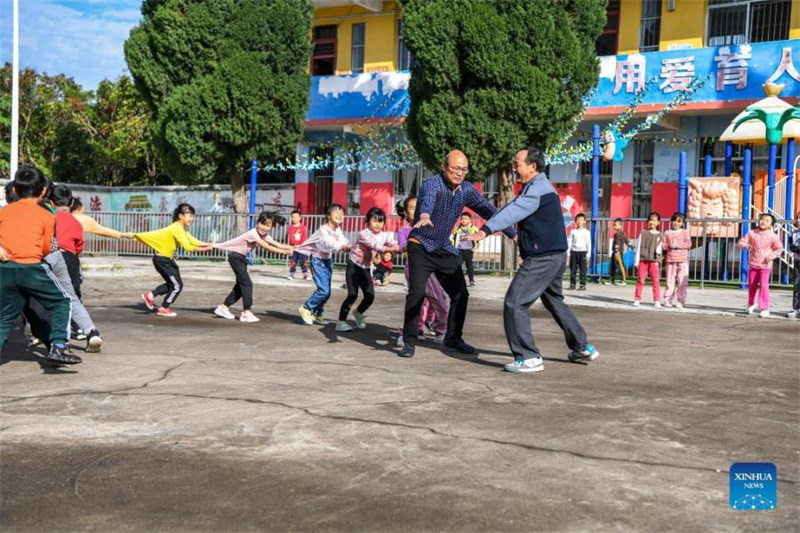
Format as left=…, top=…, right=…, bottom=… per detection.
left=135, top=203, right=212, bottom=317
left=287, top=210, right=309, bottom=280
left=373, top=251, right=394, bottom=285
left=0, top=166, right=81, bottom=365
left=212, top=212, right=293, bottom=322
left=452, top=212, right=478, bottom=286
left=607, top=217, right=631, bottom=285
left=337, top=207, right=399, bottom=332
left=566, top=213, right=591, bottom=290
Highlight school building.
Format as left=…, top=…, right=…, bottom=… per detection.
left=297, top=0, right=800, bottom=219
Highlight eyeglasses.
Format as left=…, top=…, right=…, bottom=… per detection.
left=447, top=164, right=469, bottom=174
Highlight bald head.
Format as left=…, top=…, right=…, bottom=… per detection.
left=442, top=150, right=469, bottom=189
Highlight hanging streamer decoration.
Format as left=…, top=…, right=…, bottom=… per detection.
left=545, top=73, right=711, bottom=166
left=252, top=72, right=709, bottom=173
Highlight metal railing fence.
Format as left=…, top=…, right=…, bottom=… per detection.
left=81, top=212, right=795, bottom=287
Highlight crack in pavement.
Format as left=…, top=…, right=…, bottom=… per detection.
left=7, top=385, right=795, bottom=486
left=0, top=361, right=187, bottom=405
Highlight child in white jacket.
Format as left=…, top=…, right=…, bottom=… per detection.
left=567, top=213, right=591, bottom=290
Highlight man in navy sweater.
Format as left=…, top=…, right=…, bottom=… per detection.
left=399, top=150, right=516, bottom=358
left=466, top=147, right=599, bottom=373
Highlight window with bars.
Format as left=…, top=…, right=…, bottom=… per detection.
left=596, top=0, right=620, bottom=56
left=397, top=20, right=413, bottom=71
left=706, top=0, right=791, bottom=46
left=312, top=25, right=337, bottom=76
left=639, top=0, right=662, bottom=53
left=351, top=23, right=365, bottom=74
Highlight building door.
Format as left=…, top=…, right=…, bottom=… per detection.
left=632, top=140, right=654, bottom=218
left=581, top=159, right=613, bottom=217
left=312, top=147, right=334, bottom=214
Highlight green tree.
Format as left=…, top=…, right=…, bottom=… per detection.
left=125, top=0, right=313, bottom=213
left=0, top=65, right=94, bottom=180
left=402, top=0, right=606, bottom=203
left=0, top=94, right=9, bottom=175
left=91, top=76, right=163, bottom=186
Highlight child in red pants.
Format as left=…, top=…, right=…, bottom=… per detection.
left=738, top=213, right=783, bottom=318
left=633, top=212, right=663, bottom=308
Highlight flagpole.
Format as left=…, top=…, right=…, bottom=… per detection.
left=10, top=0, right=20, bottom=177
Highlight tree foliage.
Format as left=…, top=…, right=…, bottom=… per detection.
left=402, top=0, right=607, bottom=179
left=0, top=65, right=162, bottom=184
left=124, top=0, right=313, bottom=212
left=0, top=94, right=9, bottom=172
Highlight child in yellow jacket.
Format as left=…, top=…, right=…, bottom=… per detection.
left=135, top=203, right=211, bottom=317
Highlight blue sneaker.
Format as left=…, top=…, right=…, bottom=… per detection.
left=504, top=356, right=544, bottom=373
left=568, top=343, right=599, bottom=362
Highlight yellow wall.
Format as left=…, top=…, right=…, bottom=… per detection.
left=658, top=0, right=706, bottom=51
left=313, top=2, right=401, bottom=74
left=618, top=0, right=642, bottom=55
left=791, top=0, right=800, bottom=40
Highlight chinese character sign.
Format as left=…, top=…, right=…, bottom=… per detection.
left=590, top=40, right=800, bottom=108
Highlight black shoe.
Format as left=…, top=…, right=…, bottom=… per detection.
left=578, top=285, right=587, bottom=291
left=399, top=344, right=415, bottom=358
left=443, top=338, right=475, bottom=354
left=568, top=285, right=576, bottom=290
left=86, top=330, right=103, bottom=353
left=47, top=343, right=82, bottom=365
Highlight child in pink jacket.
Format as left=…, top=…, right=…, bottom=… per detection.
left=661, top=212, right=692, bottom=308
left=738, top=213, right=784, bottom=317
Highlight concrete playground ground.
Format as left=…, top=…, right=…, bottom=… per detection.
left=1, top=258, right=798, bottom=532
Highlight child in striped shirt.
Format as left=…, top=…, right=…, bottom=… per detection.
left=212, top=212, right=293, bottom=323
left=296, top=203, right=351, bottom=326
left=336, top=207, right=399, bottom=332
left=738, top=213, right=784, bottom=318
left=136, top=203, right=212, bottom=317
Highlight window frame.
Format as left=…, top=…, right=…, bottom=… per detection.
left=311, top=25, right=337, bottom=76
left=639, top=0, right=663, bottom=53
left=705, top=0, right=791, bottom=47
left=350, top=22, right=365, bottom=74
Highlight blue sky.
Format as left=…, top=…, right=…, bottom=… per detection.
left=0, top=0, right=141, bottom=90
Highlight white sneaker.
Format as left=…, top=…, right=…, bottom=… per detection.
left=747, top=304, right=758, bottom=315
left=239, top=310, right=260, bottom=323
left=504, top=357, right=544, bottom=373
left=352, top=310, right=367, bottom=329
left=287, top=274, right=295, bottom=280
left=632, top=301, right=641, bottom=307
left=654, top=302, right=662, bottom=308
left=788, top=310, right=799, bottom=318
left=663, top=301, right=673, bottom=308
left=336, top=321, right=354, bottom=332
left=675, top=302, right=684, bottom=309
left=396, top=334, right=404, bottom=347
left=433, top=334, right=445, bottom=344
left=214, top=305, right=236, bottom=320
left=759, top=310, right=770, bottom=318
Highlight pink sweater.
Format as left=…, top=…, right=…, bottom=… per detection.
left=662, top=229, right=691, bottom=263
left=350, top=228, right=398, bottom=268
left=738, top=229, right=783, bottom=269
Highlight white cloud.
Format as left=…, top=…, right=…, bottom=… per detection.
left=0, top=0, right=141, bottom=90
